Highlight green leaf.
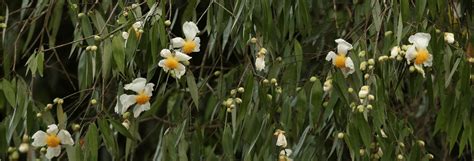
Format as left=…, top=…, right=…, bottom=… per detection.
left=98, top=118, right=119, bottom=158
left=186, top=71, right=199, bottom=108
left=85, top=123, right=100, bottom=161
left=112, top=35, right=125, bottom=73
left=109, top=119, right=136, bottom=140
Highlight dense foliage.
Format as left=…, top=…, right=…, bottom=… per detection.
left=0, top=0, right=473, bottom=160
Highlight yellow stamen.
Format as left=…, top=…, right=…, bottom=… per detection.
left=46, top=134, right=61, bottom=147
left=135, top=91, right=150, bottom=105
left=164, top=57, right=179, bottom=69
left=414, top=49, right=429, bottom=65
left=182, top=40, right=196, bottom=54
left=334, top=55, right=346, bottom=68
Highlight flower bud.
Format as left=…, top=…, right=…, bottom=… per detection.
left=8, top=147, right=15, bottom=153
left=358, top=51, right=366, bottom=57
left=36, top=112, right=42, bottom=118
left=270, top=78, right=277, bottom=85
left=78, top=13, right=85, bottom=18
left=396, top=55, right=403, bottom=61
left=348, top=88, right=354, bottom=93
left=259, top=48, right=267, bottom=54
left=368, top=94, right=375, bottom=101
left=409, top=66, right=416, bottom=72
left=46, top=103, right=53, bottom=110
left=90, top=99, right=97, bottom=105
left=468, top=57, right=474, bottom=63
left=310, top=76, right=317, bottom=82
left=323, top=102, right=329, bottom=107
left=357, top=105, right=364, bottom=112
left=237, top=87, right=245, bottom=93
left=131, top=3, right=139, bottom=9
left=72, top=124, right=81, bottom=132
left=122, top=112, right=131, bottom=119
left=267, top=94, right=273, bottom=100
left=427, top=154, right=434, bottom=159
left=276, top=57, right=282, bottom=62
left=10, top=151, right=19, bottom=160
left=123, top=11, right=128, bottom=17
left=368, top=65, right=374, bottom=70
left=40, top=147, right=47, bottom=153
left=364, top=74, right=370, bottom=79
left=444, top=32, right=455, bottom=44
left=90, top=45, right=98, bottom=51
left=398, top=142, right=405, bottom=148
left=359, top=148, right=365, bottom=156
left=360, top=61, right=367, bottom=71
left=250, top=37, right=257, bottom=43
left=337, top=132, right=344, bottom=139
left=230, top=89, right=237, bottom=96
left=366, top=104, right=373, bottom=110
left=397, top=154, right=404, bottom=160
left=19, top=143, right=29, bottom=153
left=417, top=140, right=425, bottom=147
left=384, top=31, right=393, bottom=36
left=213, top=71, right=221, bottom=76
left=164, top=20, right=171, bottom=26
left=262, top=79, right=269, bottom=84
left=276, top=87, right=282, bottom=94
left=122, top=120, right=130, bottom=129
left=234, top=98, right=242, bottom=104
left=94, top=35, right=101, bottom=41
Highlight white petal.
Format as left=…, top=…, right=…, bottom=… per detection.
left=335, top=38, right=353, bottom=55
left=405, top=45, right=417, bottom=64
left=390, top=46, right=400, bottom=58
left=408, top=33, right=431, bottom=49
left=144, top=83, right=155, bottom=96
left=423, top=54, right=433, bottom=67
left=58, top=130, right=74, bottom=145
left=160, top=49, right=172, bottom=58
left=345, top=57, right=355, bottom=75
left=132, top=21, right=143, bottom=29
left=45, top=146, right=61, bottom=159
left=133, top=102, right=151, bottom=118
left=122, top=32, right=129, bottom=40
left=414, top=64, right=426, bottom=78
left=193, top=37, right=201, bottom=52
left=174, top=63, right=186, bottom=79
left=276, top=134, right=287, bottom=147
left=117, top=94, right=137, bottom=114
left=326, top=51, right=337, bottom=62
left=444, top=32, right=455, bottom=44
left=159, top=60, right=170, bottom=72
left=182, top=21, right=199, bottom=41
left=124, top=78, right=147, bottom=93
left=171, top=37, right=185, bottom=48
left=255, top=56, right=265, bottom=71
left=47, top=124, right=59, bottom=134
left=31, top=131, right=47, bottom=147
left=174, top=51, right=192, bottom=61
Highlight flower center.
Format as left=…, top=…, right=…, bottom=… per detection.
left=414, top=49, right=429, bottom=65
left=164, top=57, right=179, bottom=69
left=334, top=55, right=346, bottom=68
left=135, top=91, right=150, bottom=105
left=46, top=134, right=61, bottom=147
left=182, top=40, right=196, bottom=54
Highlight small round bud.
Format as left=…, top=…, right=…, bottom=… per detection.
left=71, top=4, right=78, bottom=9
left=122, top=112, right=131, bottom=119
left=10, top=151, right=19, bottom=160
left=366, top=104, right=373, bottom=110
left=368, top=65, right=374, bottom=70
left=396, top=55, right=403, bottom=61
left=360, top=61, right=367, bottom=71
left=468, top=57, right=474, bottom=63
left=368, top=94, right=375, bottom=101
left=122, top=120, right=130, bottom=129
left=138, top=29, right=144, bottom=33
left=90, top=99, right=97, bottom=105
left=397, top=154, right=404, bottom=160
left=270, top=78, right=277, bottom=84
left=213, top=71, right=221, bottom=76
left=0, top=23, right=7, bottom=28
left=85, top=46, right=91, bottom=51
left=78, top=13, right=85, bottom=18
left=131, top=3, right=139, bottom=9
left=276, top=57, right=282, bottom=62
left=22, top=135, right=29, bottom=143
left=364, top=74, right=370, bottom=80
left=427, top=154, right=434, bottom=159
left=323, top=102, right=329, bottom=107
left=417, top=140, right=425, bottom=147
left=234, top=98, right=242, bottom=104
left=182, top=60, right=190, bottom=66
left=398, top=142, right=405, bottom=148
left=250, top=37, right=257, bottom=43
left=384, top=31, right=393, bottom=36
left=435, top=29, right=441, bottom=33
left=348, top=88, right=354, bottom=93
left=359, top=148, right=365, bottom=156
left=368, top=59, right=375, bottom=65
left=310, top=76, right=317, bottom=82
left=19, top=143, right=29, bottom=153
left=409, top=66, right=416, bottom=72
left=164, top=20, right=171, bottom=26
left=276, top=87, right=282, bottom=94
left=378, top=56, right=389, bottom=62
left=296, top=87, right=302, bottom=92
left=36, top=112, right=42, bottom=118
left=40, top=147, right=47, bottom=153
left=259, top=48, right=267, bottom=54
left=46, top=103, right=53, bottom=110
left=237, top=87, right=245, bottom=93
left=72, top=124, right=81, bottom=132
left=358, top=51, right=366, bottom=57
left=94, top=35, right=101, bottom=41
left=90, top=45, right=98, bottom=52
left=262, top=79, right=269, bottom=84
left=230, top=89, right=237, bottom=96
left=337, top=132, right=345, bottom=139
left=123, top=11, right=128, bottom=17
left=357, top=105, right=365, bottom=112
left=8, top=147, right=15, bottom=153
left=267, top=94, right=273, bottom=100
left=226, top=108, right=232, bottom=112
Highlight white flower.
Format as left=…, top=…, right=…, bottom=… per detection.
left=255, top=55, right=265, bottom=71
left=279, top=149, right=293, bottom=161
left=158, top=49, right=192, bottom=79
left=114, top=78, right=155, bottom=118
left=31, top=124, right=74, bottom=159
left=323, top=79, right=333, bottom=92
left=122, top=31, right=129, bottom=40
left=326, top=39, right=355, bottom=77
left=405, top=33, right=432, bottom=78
left=390, top=46, right=401, bottom=58
left=171, top=22, right=201, bottom=54
left=274, top=129, right=287, bottom=148
left=132, top=21, right=143, bottom=30
left=444, top=32, right=455, bottom=44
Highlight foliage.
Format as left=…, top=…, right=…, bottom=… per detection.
left=0, top=0, right=473, bottom=160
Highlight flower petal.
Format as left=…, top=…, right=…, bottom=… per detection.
left=122, top=32, right=129, bottom=40
left=255, top=56, right=265, bottom=71
left=47, top=124, right=59, bottom=134
left=58, top=130, right=74, bottom=145
left=408, top=33, right=431, bottom=49
left=45, top=146, right=61, bottom=159
left=182, top=21, right=199, bottom=41
left=193, top=37, right=201, bottom=52
left=335, top=38, right=353, bottom=55
left=405, top=45, right=417, bottom=64
left=345, top=57, right=355, bottom=75
left=326, top=51, right=337, bottom=62
left=414, top=64, right=426, bottom=78
left=31, top=131, right=47, bottom=147
left=124, top=78, right=147, bottom=93
left=174, top=51, right=192, bottom=61
left=133, top=102, right=151, bottom=118
left=160, top=49, right=172, bottom=58
left=115, top=94, right=136, bottom=114
left=390, top=46, right=400, bottom=58
left=174, top=63, right=186, bottom=79
left=171, top=37, right=185, bottom=48
left=132, top=21, right=143, bottom=30
left=276, top=134, right=287, bottom=147
left=144, top=83, right=155, bottom=96
left=423, top=54, right=433, bottom=67
left=158, top=60, right=169, bottom=72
